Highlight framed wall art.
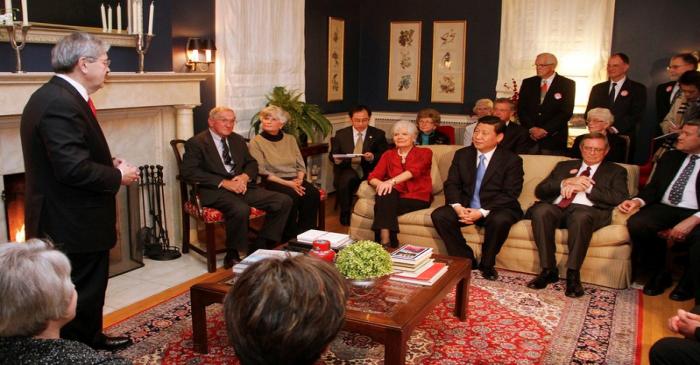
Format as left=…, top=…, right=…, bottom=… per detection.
left=430, top=20, right=467, bottom=103
left=387, top=21, right=422, bottom=101
left=327, top=17, right=345, bottom=102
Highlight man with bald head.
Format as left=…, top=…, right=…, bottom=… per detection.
left=518, top=53, right=576, bottom=155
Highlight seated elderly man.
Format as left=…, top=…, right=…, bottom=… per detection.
left=570, top=107, right=628, bottom=163
left=527, top=132, right=628, bottom=297
left=0, top=240, right=131, bottom=364
left=182, top=106, right=293, bottom=268
left=224, top=255, right=348, bottom=365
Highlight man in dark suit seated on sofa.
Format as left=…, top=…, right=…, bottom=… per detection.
left=329, top=105, right=388, bottom=226
left=619, top=119, right=700, bottom=301
left=181, top=106, right=292, bottom=268
left=431, top=116, right=524, bottom=281
left=527, top=132, right=629, bottom=297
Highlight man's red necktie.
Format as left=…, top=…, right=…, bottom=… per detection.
left=557, top=166, right=591, bottom=209
left=87, top=98, right=97, bottom=117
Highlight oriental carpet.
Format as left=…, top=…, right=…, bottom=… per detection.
left=108, top=270, right=642, bottom=364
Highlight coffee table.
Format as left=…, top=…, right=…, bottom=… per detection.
left=190, top=254, right=470, bottom=365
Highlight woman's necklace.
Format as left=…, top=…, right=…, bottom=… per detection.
left=397, top=146, right=412, bottom=164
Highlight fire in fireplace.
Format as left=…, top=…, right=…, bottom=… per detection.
left=2, top=173, right=25, bottom=242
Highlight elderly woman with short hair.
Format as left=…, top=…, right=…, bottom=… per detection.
left=416, top=108, right=450, bottom=145
left=464, top=98, right=494, bottom=146
left=368, top=120, right=433, bottom=247
left=0, top=240, right=131, bottom=364
left=571, top=107, right=627, bottom=163
left=249, top=105, right=321, bottom=238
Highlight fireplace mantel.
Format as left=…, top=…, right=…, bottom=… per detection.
left=0, top=72, right=207, bottom=244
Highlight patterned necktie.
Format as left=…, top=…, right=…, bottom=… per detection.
left=352, top=132, right=363, bottom=175
left=221, top=137, right=234, bottom=172
left=558, top=166, right=591, bottom=209
left=470, top=154, right=487, bottom=209
left=87, top=98, right=97, bottom=117
left=608, top=83, right=617, bottom=105
left=668, top=155, right=699, bottom=205
left=540, top=80, right=548, bottom=103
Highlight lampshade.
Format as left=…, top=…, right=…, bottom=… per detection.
left=186, top=37, right=202, bottom=52
left=203, top=39, right=216, bottom=51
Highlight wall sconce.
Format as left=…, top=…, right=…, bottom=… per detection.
left=186, top=37, right=216, bottom=71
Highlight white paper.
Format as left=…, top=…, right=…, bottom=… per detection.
left=332, top=153, right=363, bottom=158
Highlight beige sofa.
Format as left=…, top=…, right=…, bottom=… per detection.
left=349, top=145, right=639, bottom=289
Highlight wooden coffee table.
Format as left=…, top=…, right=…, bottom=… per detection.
left=190, top=254, right=470, bottom=365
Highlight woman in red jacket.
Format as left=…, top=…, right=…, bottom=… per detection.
left=368, top=120, right=433, bottom=247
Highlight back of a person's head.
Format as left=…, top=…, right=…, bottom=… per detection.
left=224, top=255, right=348, bottom=365
left=0, top=240, right=74, bottom=337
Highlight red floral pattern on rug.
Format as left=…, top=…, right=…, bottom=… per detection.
left=108, top=271, right=641, bottom=364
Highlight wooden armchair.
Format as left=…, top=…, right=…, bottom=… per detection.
left=170, top=139, right=266, bottom=272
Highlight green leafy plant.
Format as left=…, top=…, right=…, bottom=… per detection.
left=250, top=86, right=332, bottom=144
left=335, top=240, right=393, bottom=279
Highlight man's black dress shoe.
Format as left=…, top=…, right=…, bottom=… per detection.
left=93, top=335, right=133, bottom=351
left=480, top=266, right=498, bottom=281
left=565, top=269, right=585, bottom=298
left=669, top=273, right=694, bottom=301
left=223, top=253, right=241, bottom=269
left=527, top=268, right=559, bottom=289
left=643, top=271, right=672, bottom=296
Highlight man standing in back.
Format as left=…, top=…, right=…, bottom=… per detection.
left=518, top=53, right=576, bottom=155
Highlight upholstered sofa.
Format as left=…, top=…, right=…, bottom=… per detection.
left=349, top=145, right=640, bottom=289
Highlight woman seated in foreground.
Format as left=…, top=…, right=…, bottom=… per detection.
left=224, top=255, right=348, bottom=365
left=368, top=120, right=433, bottom=247
left=570, top=107, right=627, bottom=163
left=249, top=105, right=321, bottom=238
left=416, top=108, right=451, bottom=145
left=464, top=98, right=494, bottom=146
left=0, top=240, right=131, bottom=365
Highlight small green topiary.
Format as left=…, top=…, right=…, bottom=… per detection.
left=335, top=240, right=393, bottom=279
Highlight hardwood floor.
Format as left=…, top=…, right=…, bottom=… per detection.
left=104, top=194, right=692, bottom=364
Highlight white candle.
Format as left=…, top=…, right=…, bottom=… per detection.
left=147, top=1, right=153, bottom=36
left=20, top=0, right=27, bottom=25
left=137, top=1, right=142, bottom=35
left=107, top=5, right=112, bottom=33
left=4, top=0, right=11, bottom=16
left=126, top=0, right=131, bottom=33
left=116, top=3, right=121, bottom=33
left=100, top=4, right=106, bottom=32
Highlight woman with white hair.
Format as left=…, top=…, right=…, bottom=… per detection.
left=0, top=240, right=131, bottom=364
left=249, top=105, right=321, bottom=238
left=464, top=98, right=494, bottom=146
left=570, top=107, right=627, bottom=163
left=367, top=120, right=433, bottom=247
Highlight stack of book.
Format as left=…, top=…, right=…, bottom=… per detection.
left=389, top=244, right=447, bottom=286
left=294, top=229, right=353, bottom=250
left=232, top=249, right=301, bottom=275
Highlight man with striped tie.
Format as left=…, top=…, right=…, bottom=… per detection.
left=621, top=119, right=700, bottom=302
left=527, top=132, right=628, bottom=297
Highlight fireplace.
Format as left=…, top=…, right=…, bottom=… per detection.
left=2, top=173, right=25, bottom=242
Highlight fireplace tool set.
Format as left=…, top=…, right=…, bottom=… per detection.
left=137, top=165, right=181, bottom=260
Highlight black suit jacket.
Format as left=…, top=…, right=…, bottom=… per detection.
left=444, top=146, right=524, bottom=214
left=501, top=122, right=535, bottom=154
left=637, top=150, right=700, bottom=208
left=535, top=160, right=629, bottom=210
left=570, top=133, right=628, bottom=163
left=20, top=76, right=122, bottom=253
left=181, top=130, right=260, bottom=206
left=585, top=78, right=647, bottom=137
left=656, top=81, right=676, bottom=124
left=329, top=125, right=388, bottom=179
left=518, top=73, right=576, bottom=151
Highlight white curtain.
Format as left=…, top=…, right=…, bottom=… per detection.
left=215, top=0, right=305, bottom=135
left=496, top=0, right=616, bottom=113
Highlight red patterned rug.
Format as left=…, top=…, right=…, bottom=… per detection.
left=107, top=270, right=642, bottom=364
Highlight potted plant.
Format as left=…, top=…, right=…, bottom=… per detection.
left=335, top=240, right=393, bottom=287
left=250, top=86, right=333, bottom=145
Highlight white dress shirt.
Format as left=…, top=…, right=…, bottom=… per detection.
left=552, top=162, right=601, bottom=207
left=609, top=76, right=626, bottom=102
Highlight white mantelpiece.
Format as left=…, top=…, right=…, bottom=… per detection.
left=0, top=72, right=206, bottom=244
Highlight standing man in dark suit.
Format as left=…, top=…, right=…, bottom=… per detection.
left=656, top=54, right=698, bottom=129
left=493, top=98, right=535, bottom=154
left=585, top=53, right=647, bottom=162
left=181, top=107, right=292, bottom=268
left=527, top=133, right=628, bottom=297
left=518, top=53, right=576, bottom=155
left=20, top=32, right=139, bottom=350
left=620, top=120, right=700, bottom=301
left=431, top=116, right=524, bottom=280
left=329, top=105, right=388, bottom=225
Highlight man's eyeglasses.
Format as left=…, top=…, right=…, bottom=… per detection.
left=534, top=63, right=554, bottom=68
left=581, top=146, right=606, bottom=153
left=85, top=57, right=111, bottom=67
